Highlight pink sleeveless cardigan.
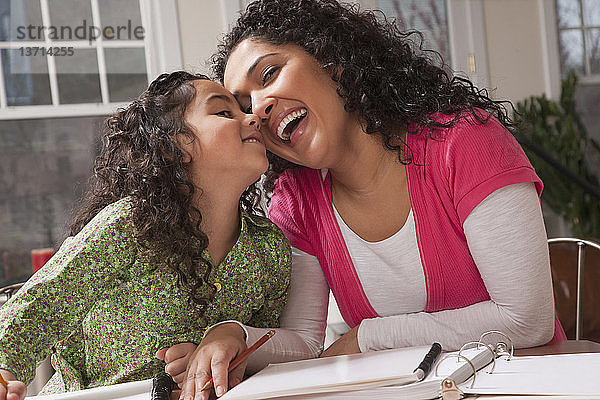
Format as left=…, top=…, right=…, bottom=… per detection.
left=269, top=112, right=566, bottom=343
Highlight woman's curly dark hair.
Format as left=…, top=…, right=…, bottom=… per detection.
left=70, top=71, right=265, bottom=310
left=212, top=0, right=516, bottom=195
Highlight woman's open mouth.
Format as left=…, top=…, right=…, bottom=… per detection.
left=276, top=108, right=307, bottom=142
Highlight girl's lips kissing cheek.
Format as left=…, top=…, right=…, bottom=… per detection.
left=242, top=132, right=264, bottom=144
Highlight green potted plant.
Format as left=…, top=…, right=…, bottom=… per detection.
left=515, top=72, right=600, bottom=239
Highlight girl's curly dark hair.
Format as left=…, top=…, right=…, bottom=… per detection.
left=212, top=0, right=515, bottom=196
left=70, top=71, right=265, bottom=310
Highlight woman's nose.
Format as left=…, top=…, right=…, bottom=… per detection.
left=252, top=95, right=276, bottom=121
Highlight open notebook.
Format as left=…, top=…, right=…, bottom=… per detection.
left=24, top=379, right=153, bottom=400
left=220, top=345, right=494, bottom=400
left=221, top=346, right=600, bottom=400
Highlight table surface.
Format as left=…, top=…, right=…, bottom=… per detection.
left=515, top=339, right=600, bottom=356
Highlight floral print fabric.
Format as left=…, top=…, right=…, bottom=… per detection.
left=0, top=198, right=291, bottom=393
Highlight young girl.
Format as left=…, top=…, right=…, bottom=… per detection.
left=0, top=71, right=291, bottom=400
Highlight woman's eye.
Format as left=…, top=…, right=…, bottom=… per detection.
left=215, top=110, right=233, bottom=118
left=261, top=66, right=280, bottom=85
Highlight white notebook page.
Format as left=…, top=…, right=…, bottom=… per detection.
left=462, top=352, right=600, bottom=396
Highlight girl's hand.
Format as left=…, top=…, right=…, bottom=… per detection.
left=0, top=370, right=26, bottom=400
left=320, top=325, right=360, bottom=357
left=179, top=323, right=246, bottom=400
left=156, top=343, right=198, bottom=385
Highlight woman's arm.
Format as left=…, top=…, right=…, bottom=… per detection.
left=193, top=247, right=329, bottom=373
left=243, top=247, right=329, bottom=369
left=175, top=247, right=329, bottom=400
left=0, top=369, right=26, bottom=400
left=356, top=182, right=555, bottom=351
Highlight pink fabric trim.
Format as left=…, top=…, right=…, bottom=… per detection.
left=269, top=169, right=378, bottom=328
left=455, top=167, right=543, bottom=224
left=318, top=171, right=379, bottom=327
left=552, top=314, right=568, bottom=342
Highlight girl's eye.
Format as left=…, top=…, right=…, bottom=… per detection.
left=243, top=104, right=253, bottom=113
left=261, top=65, right=280, bottom=85
left=216, top=110, right=233, bottom=118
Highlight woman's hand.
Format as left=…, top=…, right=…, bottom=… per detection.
left=179, top=323, right=247, bottom=400
left=156, top=342, right=198, bottom=386
left=320, top=325, right=360, bottom=357
left=0, top=370, right=26, bottom=400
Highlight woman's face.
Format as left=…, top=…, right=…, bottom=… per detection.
left=182, top=79, right=267, bottom=190
left=224, top=39, right=359, bottom=169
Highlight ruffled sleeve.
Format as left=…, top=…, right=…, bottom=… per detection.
left=443, top=112, right=543, bottom=224
left=0, top=199, right=137, bottom=383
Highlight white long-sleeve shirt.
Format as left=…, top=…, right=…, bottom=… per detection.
left=229, top=182, right=554, bottom=372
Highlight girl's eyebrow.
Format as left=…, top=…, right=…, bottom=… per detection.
left=205, top=94, right=233, bottom=104
left=246, top=53, right=279, bottom=79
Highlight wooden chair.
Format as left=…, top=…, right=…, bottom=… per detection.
left=0, top=282, right=25, bottom=305
left=548, top=238, right=600, bottom=342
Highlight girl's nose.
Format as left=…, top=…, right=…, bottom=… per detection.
left=245, top=113, right=261, bottom=130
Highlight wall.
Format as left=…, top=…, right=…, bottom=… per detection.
left=482, top=0, right=549, bottom=103
left=176, top=0, right=228, bottom=75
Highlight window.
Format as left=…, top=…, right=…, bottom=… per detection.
left=554, top=0, right=600, bottom=192
left=354, top=1, right=490, bottom=89
left=556, top=0, right=600, bottom=79
left=358, top=0, right=450, bottom=64
left=0, top=0, right=181, bottom=119
left=0, top=0, right=181, bottom=287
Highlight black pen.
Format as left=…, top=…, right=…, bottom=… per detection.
left=413, top=342, right=442, bottom=381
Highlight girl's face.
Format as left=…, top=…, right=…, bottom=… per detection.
left=182, top=80, right=267, bottom=190
left=224, top=39, right=360, bottom=169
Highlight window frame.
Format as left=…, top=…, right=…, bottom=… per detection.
left=553, top=0, right=600, bottom=85
left=446, top=0, right=489, bottom=90
left=0, top=0, right=182, bottom=120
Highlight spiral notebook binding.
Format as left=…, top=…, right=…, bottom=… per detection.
left=437, top=330, right=514, bottom=400
left=458, top=341, right=497, bottom=374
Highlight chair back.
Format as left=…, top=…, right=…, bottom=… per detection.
left=0, top=282, right=25, bottom=306
left=548, top=238, right=600, bottom=341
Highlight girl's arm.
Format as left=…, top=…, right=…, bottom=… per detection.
left=0, top=200, right=136, bottom=384
left=355, top=182, right=555, bottom=352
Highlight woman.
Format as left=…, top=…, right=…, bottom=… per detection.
left=0, top=72, right=292, bottom=400
left=175, top=0, right=566, bottom=398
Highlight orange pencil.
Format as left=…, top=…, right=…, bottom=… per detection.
left=200, top=329, right=276, bottom=392
left=0, top=373, right=8, bottom=389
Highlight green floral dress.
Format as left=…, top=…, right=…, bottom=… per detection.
left=0, top=198, right=291, bottom=394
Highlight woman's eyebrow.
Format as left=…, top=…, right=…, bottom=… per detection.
left=247, top=53, right=278, bottom=78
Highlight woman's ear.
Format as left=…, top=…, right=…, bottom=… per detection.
left=181, top=149, right=192, bottom=164
left=324, top=63, right=344, bottom=81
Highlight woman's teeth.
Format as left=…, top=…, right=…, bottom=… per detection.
left=277, top=108, right=307, bottom=141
